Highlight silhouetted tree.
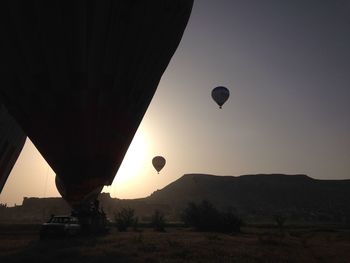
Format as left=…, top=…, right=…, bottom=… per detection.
left=274, top=214, right=287, bottom=230
left=114, top=207, right=137, bottom=231
left=133, top=217, right=140, bottom=231
left=182, top=200, right=242, bottom=233
left=221, top=207, right=243, bottom=233
left=151, top=210, right=166, bottom=232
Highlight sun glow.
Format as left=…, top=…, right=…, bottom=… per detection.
left=103, top=126, right=150, bottom=196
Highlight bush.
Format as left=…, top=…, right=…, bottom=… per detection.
left=114, top=207, right=137, bottom=231
left=182, top=201, right=220, bottom=231
left=182, top=200, right=242, bottom=233
left=221, top=208, right=243, bottom=233
left=151, top=210, right=166, bottom=232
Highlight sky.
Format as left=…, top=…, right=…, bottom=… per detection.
left=1, top=0, right=350, bottom=206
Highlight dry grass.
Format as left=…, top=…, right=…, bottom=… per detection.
left=0, top=226, right=350, bottom=262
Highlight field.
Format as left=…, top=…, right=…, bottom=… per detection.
left=0, top=225, right=350, bottom=263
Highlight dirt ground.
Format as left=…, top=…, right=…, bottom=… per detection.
left=0, top=225, right=350, bottom=263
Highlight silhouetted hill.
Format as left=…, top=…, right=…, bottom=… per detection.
left=1, top=174, right=349, bottom=224
left=146, top=173, right=350, bottom=222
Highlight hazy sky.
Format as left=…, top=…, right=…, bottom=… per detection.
left=1, top=0, right=350, bottom=206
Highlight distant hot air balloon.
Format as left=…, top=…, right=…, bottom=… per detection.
left=152, top=156, right=166, bottom=174
left=211, top=86, right=230, bottom=109
left=0, top=1, right=193, bottom=209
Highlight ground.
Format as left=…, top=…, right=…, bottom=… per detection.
left=0, top=225, right=350, bottom=262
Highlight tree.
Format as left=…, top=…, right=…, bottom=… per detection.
left=274, top=214, right=287, bottom=230
left=182, top=200, right=242, bottom=233
left=114, top=207, right=137, bottom=231
left=151, top=210, right=166, bottom=232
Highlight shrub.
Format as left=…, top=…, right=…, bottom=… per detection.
left=151, top=210, right=166, bottom=232
left=182, top=201, right=220, bottom=231
left=114, top=207, right=137, bottom=231
left=220, top=208, right=243, bottom=233
left=182, top=200, right=242, bottom=233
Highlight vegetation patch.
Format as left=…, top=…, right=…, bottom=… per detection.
left=181, top=200, right=243, bottom=233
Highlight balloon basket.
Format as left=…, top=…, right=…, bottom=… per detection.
left=71, top=200, right=110, bottom=235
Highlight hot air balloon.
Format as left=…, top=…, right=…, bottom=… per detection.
left=212, top=86, right=230, bottom=109
left=55, top=175, right=103, bottom=207
left=0, top=1, right=193, bottom=210
left=152, top=156, right=166, bottom=174
left=0, top=103, right=26, bottom=193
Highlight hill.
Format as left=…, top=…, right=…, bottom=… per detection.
left=1, top=173, right=350, bottom=224
left=146, top=173, right=350, bottom=222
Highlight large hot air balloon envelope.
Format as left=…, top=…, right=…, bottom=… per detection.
left=0, top=103, right=26, bottom=193
left=0, top=1, right=193, bottom=207
left=212, top=86, right=230, bottom=109
left=152, top=156, right=166, bottom=174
